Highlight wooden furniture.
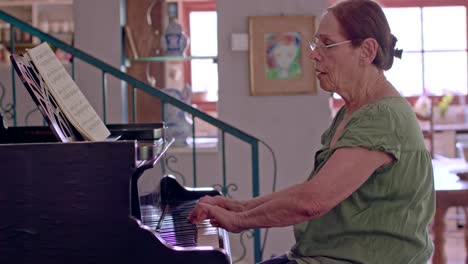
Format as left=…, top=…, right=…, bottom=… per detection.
left=416, top=102, right=435, bottom=156
left=432, top=158, right=468, bottom=264
left=419, top=122, right=468, bottom=158
left=125, top=0, right=164, bottom=123
left=433, top=123, right=468, bottom=133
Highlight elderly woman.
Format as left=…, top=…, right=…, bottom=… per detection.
left=189, top=0, right=435, bottom=263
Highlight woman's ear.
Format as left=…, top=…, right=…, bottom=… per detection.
left=359, top=38, right=379, bottom=65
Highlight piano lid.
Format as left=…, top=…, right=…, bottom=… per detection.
left=0, top=118, right=165, bottom=145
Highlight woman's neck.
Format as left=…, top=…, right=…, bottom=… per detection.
left=341, top=72, right=398, bottom=114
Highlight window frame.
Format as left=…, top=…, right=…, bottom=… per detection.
left=181, top=0, right=217, bottom=112
left=327, top=0, right=468, bottom=107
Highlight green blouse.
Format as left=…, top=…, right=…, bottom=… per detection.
left=291, top=97, right=435, bottom=264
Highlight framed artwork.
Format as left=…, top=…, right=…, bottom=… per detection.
left=248, top=16, right=317, bottom=96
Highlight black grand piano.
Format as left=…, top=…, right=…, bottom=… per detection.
left=0, top=54, right=231, bottom=263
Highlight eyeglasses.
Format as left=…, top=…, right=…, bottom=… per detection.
left=309, top=39, right=353, bottom=52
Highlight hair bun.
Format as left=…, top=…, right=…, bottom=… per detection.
left=394, top=48, right=403, bottom=59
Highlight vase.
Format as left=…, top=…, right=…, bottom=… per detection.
left=161, top=3, right=188, bottom=56
left=162, top=85, right=193, bottom=146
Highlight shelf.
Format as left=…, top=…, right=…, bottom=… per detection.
left=3, top=42, right=35, bottom=48
left=1, top=42, right=35, bottom=54
left=2, top=42, right=67, bottom=52
left=129, top=55, right=218, bottom=62
left=0, top=0, right=73, bottom=7
left=0, top=0, right=74, bottom=46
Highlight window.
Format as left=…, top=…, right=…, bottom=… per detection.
left=189, top=11, right=218, bottom=100
left=329, top=0, right=468, bottom=97
left=384, top=5, right=467, bottom=96
left=182, top=1, right=217, bottom=112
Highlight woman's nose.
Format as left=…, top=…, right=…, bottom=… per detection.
left=308, top=50, right=321, bottom=61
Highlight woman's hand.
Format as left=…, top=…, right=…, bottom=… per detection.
left=187, top=201, right=245, bottom=233
left=197, top=195, right=246, bottom=212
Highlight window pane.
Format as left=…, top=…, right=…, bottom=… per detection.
left=189, top=11, right=218, bottom=101
left=189, top=11, right=217, bottom=56
left=424, top=51, right=467, bottom=95
left=423, top=6, right=466, bottom=51
left=385, top=52, right=423, bottom=96
left=383, top=7, right=422, bottom=51
left=190, top=11, right=218, bottom=101
left=190, top=60, right=218, bottom=101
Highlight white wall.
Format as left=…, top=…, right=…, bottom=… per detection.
left=217, top=0, right=330, bottom=262
left=74, top=0, right=123, bottom=124
left=0, top=64, right=45, bottom=127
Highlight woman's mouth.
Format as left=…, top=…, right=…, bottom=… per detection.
left=316, top=70, right=326, bottom=76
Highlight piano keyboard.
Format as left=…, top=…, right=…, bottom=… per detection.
left=141, top=200, right=222, bottom=248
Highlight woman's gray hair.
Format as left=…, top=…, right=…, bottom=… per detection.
left=328, top=0, right=402, bottom=71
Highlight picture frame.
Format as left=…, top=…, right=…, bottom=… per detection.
left=248, top=16, right=317, bottom=96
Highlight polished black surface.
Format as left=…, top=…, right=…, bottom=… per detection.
left=0, top=142, right=231, bottom=264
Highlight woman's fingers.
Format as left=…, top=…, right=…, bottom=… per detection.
left=188, top=202, right=211, bottom=224
left=199, top=195, right=226, bottom=207
left=188, top=199, right=245, bottom=233
left=199, top=196, right=245, bottom=212
left=187, top=196, right=223, bottom=224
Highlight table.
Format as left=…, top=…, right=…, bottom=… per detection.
left=422, top=123, right=468, bottom=134
left=420, top=123, right=468, bottom=158
left=434, top=123, right=468, bottom=133
left=432, top=158, right=468, bottom=264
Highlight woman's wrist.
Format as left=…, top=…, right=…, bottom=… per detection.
left=226, top=199, right=247, bottom=212
left=242, top=199, right=261, bottom=211
left=235, top=211, right=250, bottom=232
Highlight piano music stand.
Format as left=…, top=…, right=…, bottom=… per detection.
left=10, top=54, right=82, bottom=142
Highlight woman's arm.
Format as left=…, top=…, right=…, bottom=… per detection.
left=195, top=171, right=309, bottom=212
left=189, top=147, right=393, bottom=232
left=197, top=182, right=305, bottom=213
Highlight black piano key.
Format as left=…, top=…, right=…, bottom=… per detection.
left=160, top=230, right=196, bottom=236
left=161, top=216, right=191, bottom=222
left=159, top=229, right=196, bottom=236
left=160, top=222, right=191, bottom=227
left=160, top=235, right=194, bottom=242
left=161, top=227, right=195, bottom=233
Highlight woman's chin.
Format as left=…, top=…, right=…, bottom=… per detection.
left=319, top=82, right=333, bottom=92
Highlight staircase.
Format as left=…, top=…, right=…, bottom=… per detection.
left=0, top=10, right=263, bottom=263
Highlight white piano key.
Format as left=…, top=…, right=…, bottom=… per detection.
left=196, top=220, right=220, bottom=248
left=141, top=202, right=224, bottom=249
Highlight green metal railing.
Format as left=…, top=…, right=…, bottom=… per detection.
left=0, top=10, right=262, bottom=263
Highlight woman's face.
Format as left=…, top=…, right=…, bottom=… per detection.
left=309, top=12, right=361, bottom=95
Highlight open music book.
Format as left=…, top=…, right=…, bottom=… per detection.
left=13, top=42, right=110, bottom=142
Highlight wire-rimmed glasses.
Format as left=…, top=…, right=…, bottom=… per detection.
left=308, top=39, right=353, bottom=52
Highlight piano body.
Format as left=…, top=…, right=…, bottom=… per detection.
left=0, top=123, right=231, bottom=264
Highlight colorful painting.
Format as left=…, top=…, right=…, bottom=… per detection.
left=265, top=32, right=302, bottom=80
left=248, top=16, right=316, bottom=96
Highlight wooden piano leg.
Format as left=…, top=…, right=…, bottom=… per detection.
left=433, top=205, right=448, bottom=264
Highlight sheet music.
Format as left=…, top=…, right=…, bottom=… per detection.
left=27, top=43, right=110, bottom=141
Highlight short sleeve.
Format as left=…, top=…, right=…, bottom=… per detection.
left=321, top=106, right=346, bottom=146
left=333, top=103, right=401, bottom=161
